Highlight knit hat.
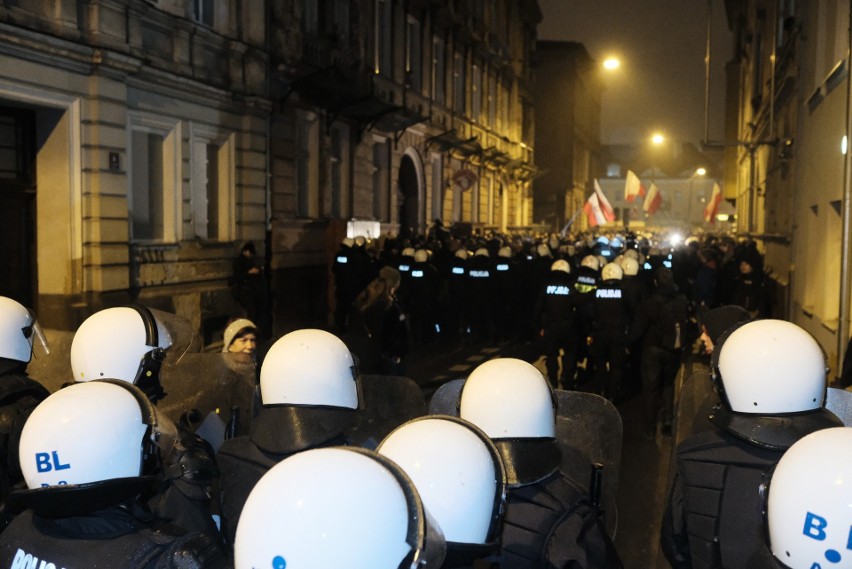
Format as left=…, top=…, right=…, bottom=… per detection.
left=222, top=318, right=257, bottom=352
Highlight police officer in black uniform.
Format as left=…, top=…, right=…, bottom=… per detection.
left=408, top=248, right=441, bottom=344
left=465, top=248, right=496, bottom=343
left=589, top=262, right=630, bottom=400
left=216, top=328, right=359, bottom=547
left=661, top=319, right=843, bottom=569
left=460, top=358, right=623, bottom=569
left=0, top=297, right=50, bottom=508
left=0, top=380, right=227, bottom=568
left=70, top=305, right=221, bottom=543
left=534, top=260, right=579, bottom=389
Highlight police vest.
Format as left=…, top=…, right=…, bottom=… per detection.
left=0, top=509, right=224, bottom=569
left=673, top=429, right=783, bottom=569
left=499, top=471, right=619, bottom=569
left=215, top=436, right=282, bottom=546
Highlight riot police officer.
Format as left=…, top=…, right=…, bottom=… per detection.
left=378, top=416, right=507, bottom=568
left=216, top=328, right=360, bottom=547
left=0, top=381, right=227, bottom=567
left=589, top=263, right=630, bottom=400
left=661, top=319, right=843, bottom=569
left=71, top=305, right=220, bottom=541
left=534, top=260, right=579, bottom=389
left=233, top=446, right=446, bottom=569
left=465, top=248, right=496, bottom=343
left=460, top=358, right=623, bottom=569
left=408, top=249, right=441, bottom=344
left=760, top=427, right=852, bottom=568
left=0, top=297, right=50, bottom=506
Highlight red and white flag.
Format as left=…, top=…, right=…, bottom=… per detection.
left=583, top=193, right=607, bottom=227
left=704, top=182, right=723, bottom=223
left=624, top=170, right=647, bottom=202
left=594, top=180, right=616, bottom=221
left=643, top=182, right=662, bottom=214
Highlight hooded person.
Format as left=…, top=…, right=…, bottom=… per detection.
left=661, top=319, right=844, bottom=569
left=216, top=328, right=361, bottom=547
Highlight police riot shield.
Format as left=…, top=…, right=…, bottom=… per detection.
left=427, top=378, right=466, bottom=416
left=157, top=352, right=258, bottom=444
left=672, top=363, right=717, bottom=448
left=346, top=374, right=426, bottom=449
left=25, top=328, right=74, bottom=393
left=555, top=389, right=622, bottom=537
left=826, top=387, right=852, bottom=426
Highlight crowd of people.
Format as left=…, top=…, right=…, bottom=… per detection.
left=0, top=222, right=848, bottom=569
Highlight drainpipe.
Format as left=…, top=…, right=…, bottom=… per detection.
left=837, top=5, right=852, bottom=382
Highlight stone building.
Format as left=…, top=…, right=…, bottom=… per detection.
left=0, top=0, right=541, bottom=343
left=723, top=0, right=852, bottom=375
left=532, top=40, right=601, bottom=232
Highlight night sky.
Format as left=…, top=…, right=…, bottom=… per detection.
left=537, top=0, right=733, bottom=148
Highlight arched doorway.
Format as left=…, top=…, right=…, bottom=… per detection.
left=397, top=150, right=424, bottom=238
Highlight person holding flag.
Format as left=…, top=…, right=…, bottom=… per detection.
left=624, top=170, right=647, bottom=202
left=584, top=180, right=616, bottom=227
left=643, top=182, right=662, bottom=215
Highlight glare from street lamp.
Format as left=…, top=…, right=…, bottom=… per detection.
left=651, top=133, right=665, bottom=145
left=603, top=57, right=620, bottom=70
left=695, top=167, right=707, bottom=176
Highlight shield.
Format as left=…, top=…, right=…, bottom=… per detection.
left=672, top=364, right=717, bottom=448
left=826, top=387, right=852, bottom=426
left=555, top=389, right=622, bottom=537
left=346, top=374, right=427, bottom=449
left=157, top=352, right=258, bottom=437
left=427, top=378, right=466, bottom=416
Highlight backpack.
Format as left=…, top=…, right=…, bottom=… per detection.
left=656, top=294, right=691, bottom=350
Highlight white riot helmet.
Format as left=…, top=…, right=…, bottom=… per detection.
left=601, top=262, right=623, bottom=281
left=414, top=249, right=429, bottom=263
left=459, top=358, right=560, bottom=487
left=580, top=255, right=600, bottom=271
left=15, top=380, right=166, bottom=516
left=455, top=248, right=469, bottom=260
left=259, top=329, right=357, bottom=408
left=620, top=257, right=640, bottom=276
left=712, top=320, right=827, bottom=414
left=551, top=260, right=571, bottom=274
left=536, top=244, right=552, bottom=258
left=475, top=248, right=490, bottom=258
left=401, top=247, right=416, bottom=258
left=234, top=447, right=446, bottom=569
left=498, top=246, right=513, bottom=259
left=378, top=416, right=506, bottom=547
left=624, top=248, right=640, bottom=261
left=767, top=427, right=852, bottom=569
left=71, top=306, right=172, bottom=402
left=0, top=296, right=35, bottom=364
left=460, top=358, right=555, bottom=439
left=342, top=237, right=355, bottom=248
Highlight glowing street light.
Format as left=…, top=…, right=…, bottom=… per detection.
left=695, top=167, right=707, bottom=176
left=651, top=133, right=665, bottom=145
left=603, top=57, right=620, bottom=70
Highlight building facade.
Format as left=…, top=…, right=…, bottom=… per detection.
left=0, top=0, right=541, bottom=341
left=724, top=0, right=852, bottom=374
left=532, top=40, right=602, bottom=233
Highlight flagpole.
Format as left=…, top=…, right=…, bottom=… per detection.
left=560, top=207, right=584, bottom=237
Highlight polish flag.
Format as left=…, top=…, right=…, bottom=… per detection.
left=704, top=182, right=723, bottom=223
left=624, top=170, right=647, bottom=202
left=594, top=180, right=616, bottom=221
left=643, top=183, right=662, bottom=215
left=583, top=193, right=607, bottom=227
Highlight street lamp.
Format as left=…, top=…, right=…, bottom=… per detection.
left=651, top=133, right=665, bottom=145
left=687, top=167, right=707, bottom=226
left=603, top=57, right=620, bottom=70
